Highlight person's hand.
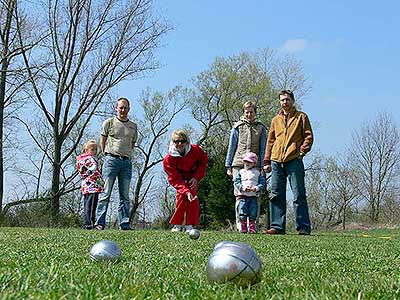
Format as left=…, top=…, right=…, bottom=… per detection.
left=226, top=167, right=233, bottom=177
left=189, top=178, right=198, bottom=190
left=187, top=193, right=198, bottom=202
left=245, top=186, right=257, bottom=192
left=264, top=164, right=272, bottom=173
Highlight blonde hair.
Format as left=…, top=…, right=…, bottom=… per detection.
left=83, top=139, right=98, bottom=153
left=242, top=101, right=257, bottom=113
left=171, top=129, right=190, bottom=143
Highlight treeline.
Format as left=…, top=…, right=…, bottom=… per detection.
left=2, top=1, right=399, bottom=230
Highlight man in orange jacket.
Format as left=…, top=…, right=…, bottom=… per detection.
left=264, top=90, right=313, bottom=235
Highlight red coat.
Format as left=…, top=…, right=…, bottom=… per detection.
left=163, top=144, right=208, bottom=196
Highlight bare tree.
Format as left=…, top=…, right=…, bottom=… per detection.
left=129, top=87, right=188, bottom=226
left=16, top=0, right=170, bottom=222
left=0, top=0, right=36, bottom=216
left=152, top=177, right=176, bottom=229
left=327, top=156, right=359, bottom=230
left=349, top=112, right=400, bottom=223
left=270, top=54, right=312, bottom=103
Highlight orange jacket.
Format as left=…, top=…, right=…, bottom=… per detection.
left=264, top=107, right=313, bottom=164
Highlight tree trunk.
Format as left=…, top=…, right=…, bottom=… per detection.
left=0, top=64, right=5, bottom=217
left=50, top=139, right=62, bottom=223
left=0, top=0, right=17, bottom=219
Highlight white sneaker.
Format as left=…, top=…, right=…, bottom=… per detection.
left=185, top=225, right=193, bottom=233
left=171, top=225, right=182, bottom=232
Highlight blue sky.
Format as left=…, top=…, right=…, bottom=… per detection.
left=118, top=0, right=400, bottom=156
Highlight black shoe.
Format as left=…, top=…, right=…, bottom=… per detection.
left=120, top=226, right=132, bottom=231
left=298, top=229, right=311, bottom=235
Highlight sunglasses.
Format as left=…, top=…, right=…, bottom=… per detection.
left=173, top=139, right=187, bottom=144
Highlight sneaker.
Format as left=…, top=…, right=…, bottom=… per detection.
left=171, top=225, right=182, bottom=232
left=185, top=225, right=193, bottom=233
left=94, top=224, right=104, bottom=230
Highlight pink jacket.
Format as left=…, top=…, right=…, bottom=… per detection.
left=76, top=153, right=104, bottom=194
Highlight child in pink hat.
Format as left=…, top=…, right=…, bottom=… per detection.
left=234, top=152, right=266, bottom=233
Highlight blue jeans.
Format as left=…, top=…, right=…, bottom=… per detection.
left=269, top=158, right=311, bottom=233
left=95, top=155, right=132, bottom=228
left=238, top=196, right=258, bottom=221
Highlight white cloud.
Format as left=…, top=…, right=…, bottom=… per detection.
left=280, top=39, right=307, bottom=53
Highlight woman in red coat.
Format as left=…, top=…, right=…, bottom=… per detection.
left=163, top=129, right=208, bottom=232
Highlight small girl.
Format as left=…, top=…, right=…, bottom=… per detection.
left=76, top=140, right=104, bottom=230
left=234, top=152, right=265, bottom=233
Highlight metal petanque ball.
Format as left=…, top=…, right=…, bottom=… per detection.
left=206, top=241, right=262, bottom=286
left=213, top=240, right=253, bottom=251
left=189, top=228, right=201, bottom=240
left=89, top=240, right=121, bottom=262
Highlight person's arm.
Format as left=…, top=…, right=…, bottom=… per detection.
left=131, top=123, right=138, bottom=150
left=100, top=119, right=110, bottom=154
left=192, top=146, right=208, bottom=182
left=225, top=127, right=238, bottom=176
left=100, top=135, right=107, bottom=154
left=234, top=171, right=243, bottom=191
left=163, top=156, right=191, bottom=195
left=259, top=126, right=267, bottom=167
left=255, top=173, right=266, bottom=191
left=76, top=158, right=85, bottom=175
left=300, top=114, right=313, bottom=155
left=263, top=119, right=275, bottom=173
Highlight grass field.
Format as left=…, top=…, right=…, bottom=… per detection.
left=0, top=227, right=400, bottom=299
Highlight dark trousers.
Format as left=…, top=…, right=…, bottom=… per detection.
left=83, top=193, right=99, bottom=229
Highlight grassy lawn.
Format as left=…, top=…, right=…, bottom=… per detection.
left=0, top=227, right=400, bottom=299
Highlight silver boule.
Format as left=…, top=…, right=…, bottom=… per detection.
left=213, top=240, right=253, bottom=251
left=189, top=229, right=201, bottom=240
left=207, top=241, right=262, bottom=286
left=89, top=240, right=121, bottom=262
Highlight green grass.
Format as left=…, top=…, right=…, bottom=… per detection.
left=1, top=228, right=400, bottom=299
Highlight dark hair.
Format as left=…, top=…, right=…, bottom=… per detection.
left=116, top=97, right=130, bottom=107
left=279, top=90, right=295, bottom=101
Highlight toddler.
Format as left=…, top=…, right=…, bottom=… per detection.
left=76, top=140, right=104, bottom=229
left=235, top=152, right=265, bottom=233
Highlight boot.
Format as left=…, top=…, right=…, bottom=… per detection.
left=240, top=220, right=248, bottom=233
left=249, top=220, right=256, bottom=234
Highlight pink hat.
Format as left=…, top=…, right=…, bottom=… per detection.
left=243, top=152, right=258, bottom=164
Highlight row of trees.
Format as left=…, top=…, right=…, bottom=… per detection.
left=2, top=1, right=400, bottom=230
left=1, top=0, right=170, bottom=223
left=308, top=113, right=400, bottom=230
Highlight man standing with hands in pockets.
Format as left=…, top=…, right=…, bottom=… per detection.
left=264, top=90, right=313, bottom=235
